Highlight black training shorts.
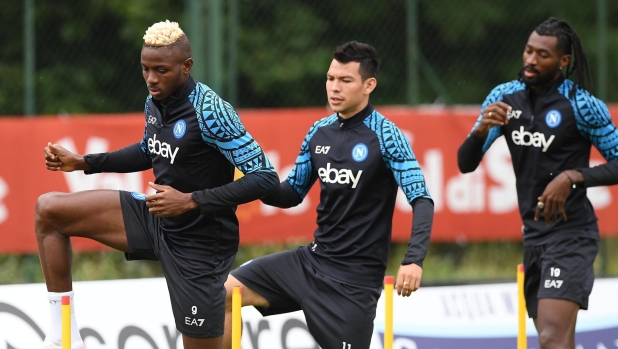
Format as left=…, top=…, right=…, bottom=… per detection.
left=120, top=190, right=234, bottom=338
left=523, top=234, right=599, bottom=318
left=231, top=247, right=381, bottom=349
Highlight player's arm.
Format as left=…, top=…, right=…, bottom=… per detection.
left=260, top=180, right=306, bottom=209
left=191, top=97, right=278, bottom=215
left=379, top=120, right=433, bottom=296
left=45, top=120, right=153, bottom=174
left=261, top=123, right=320, bottom=208
left=85, top=99, right=154, bottom=174
left=84, top=142, right=153, bottom=174
left=457, top=84, right=513, bottom=173
left=573, top=94, right=618, bottom=187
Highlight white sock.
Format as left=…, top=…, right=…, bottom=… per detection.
left=47, top=291, right=81, bottom=343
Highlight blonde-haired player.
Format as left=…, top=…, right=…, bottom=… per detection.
left=143, top=20, right=185, bottom=46
left=36, top=20, right=278, bottom=349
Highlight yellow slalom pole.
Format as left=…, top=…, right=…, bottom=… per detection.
left=384, top=276, right=394, bottom=349
left=232, top=286, right=242, bottom=349
left=61, top=296, right=71, bottom=349
left=517, top=264, right=527, bottom=349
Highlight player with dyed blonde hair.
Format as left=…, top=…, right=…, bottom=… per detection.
left=36, top=20, right=277, bottom=349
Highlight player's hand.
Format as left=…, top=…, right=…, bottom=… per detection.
left=472, top=102, right=512, bottom=138
left=44, top=142, right=89, bottom=172
left=395, top=263, right=422, bottom=297
left=145, top=182, right=199, bottom=217
left=534, top=170, right=581, bottom=225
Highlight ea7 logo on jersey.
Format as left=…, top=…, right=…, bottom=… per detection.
left=185, top=317, right=205, bottom=326
left=147, top=115, right=157, bottom=125
left=316, top=145, right=330, bottom=154
left=148, top=134, right=180, bottom=164
left=544, top=279, right=563, bottom=288
left=318, top=163, right=362, bottom=188
left=511, top=126, right=555, bottom=152
left=507, top=109, right=522, bottom=119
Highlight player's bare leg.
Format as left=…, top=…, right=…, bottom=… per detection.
left=222, top=275, right=270, bottom=349
left=35, top=190, right=129, bottom=292
left=533, top=298, right=579, bottom=349
left=182, top=335, right=222, bottom=349
left=35, top=190, right=129, bottom=348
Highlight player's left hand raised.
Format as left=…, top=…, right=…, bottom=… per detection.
left=396, top=263, right=422, bottom=297
left=534, top=170, right=581, bottom=225
left=145, top=182, right=199, bottom=217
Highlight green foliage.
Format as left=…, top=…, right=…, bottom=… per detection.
left=4, top=1, right=618, bottom=115
left=2, top=238, right=616, bottom=286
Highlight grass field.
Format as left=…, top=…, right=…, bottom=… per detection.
left=2, top=238, right=616, bottom=285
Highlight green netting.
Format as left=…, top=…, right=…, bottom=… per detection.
left=2, top=0, right=617, bottom=115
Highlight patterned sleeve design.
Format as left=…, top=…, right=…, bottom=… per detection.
left=192, top=83, right=275, bottom=174
left=139, top=95, right=152, bottom=157
left=286, top=115, right=338, bottom=199
left=365, top=111, right=431, bottom=204
left=560, top=81, right=618, bottom=162
left=470, top=80, right=526, bottom=153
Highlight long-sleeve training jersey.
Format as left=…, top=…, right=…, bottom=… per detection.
left=262, top=103, right=434, bottom=288
left=458, top=76, right=618, bottom=245
left=85, top=76, right=278, bottom=260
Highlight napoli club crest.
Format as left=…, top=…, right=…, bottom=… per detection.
left=545, top=110, right=562, bottom=128
left=351, top=143, right=369, bottom=162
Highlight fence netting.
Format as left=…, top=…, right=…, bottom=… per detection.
left=2, top=0, right=617, bottom=115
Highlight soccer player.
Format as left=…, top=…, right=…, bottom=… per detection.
left=222, top=41, right=434, bottom=349
left=36, top=20, right=277, bottom=349
left=458, top=18, right=618, bottom=348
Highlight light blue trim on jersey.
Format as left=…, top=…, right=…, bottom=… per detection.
left=364, top=111, right=431, bottom=204
left=190, top=82, right=275, bottom=174
left=558, top=79, right=618, bottom=161
left=286, top=115, right=338, bottom=199
left=472, top=80, right=526, bottom=153
left=131, top=192, right=147, bottom=201
left=139, top=95, right=153, bottom=156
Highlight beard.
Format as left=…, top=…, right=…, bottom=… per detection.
left=521, top=64, right=561, bottom=87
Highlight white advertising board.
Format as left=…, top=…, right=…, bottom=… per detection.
left=0, top=278, right=616, bottom=348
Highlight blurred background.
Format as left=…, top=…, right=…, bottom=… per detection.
left=1, top=0, right=618, bottom=286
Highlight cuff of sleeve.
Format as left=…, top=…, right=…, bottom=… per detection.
left=192, top=191, right=206, bottom=215
left=402, top=260, right=423, bottom=268
left=576, top=167, right=589, bottom=187
left=469, top=133, right=487, bottom=143
left=83, top=154, right=97, bottom=175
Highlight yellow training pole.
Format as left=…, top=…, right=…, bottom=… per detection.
left=232, top=286, right=242, bottom=349
left=384, top=276, right=394, bottom=349
left=61, top=296, right=71, bottom=349
left=517, top=264, right=527, bottom=349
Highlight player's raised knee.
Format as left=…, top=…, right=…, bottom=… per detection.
left=35, top=192, right=66, bottom=231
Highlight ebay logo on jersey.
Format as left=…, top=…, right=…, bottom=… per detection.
left=148, top=134, right=180, bottom=164
left=318, top=163, right=363, bottom=188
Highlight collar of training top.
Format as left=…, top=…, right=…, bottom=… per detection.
left=337, top=102, right=374, bottom=129
left=154, top=75, right=197, bottom=109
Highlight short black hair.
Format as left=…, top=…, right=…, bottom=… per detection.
left=332, top=41, right=380, bottom=81
left=534, top=17, right=592, bottom=96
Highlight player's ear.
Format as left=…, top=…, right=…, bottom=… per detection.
left=559, top=54, right=570, bottom=70
left=182, top=58, right=193, bottom=74
left=363, top=77, right=377, bottom=95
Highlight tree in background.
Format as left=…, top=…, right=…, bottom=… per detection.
left=1, top=0, right=618, bottom=115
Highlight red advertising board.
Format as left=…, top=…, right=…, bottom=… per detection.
left=0, top=106, right=616, bottom=253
